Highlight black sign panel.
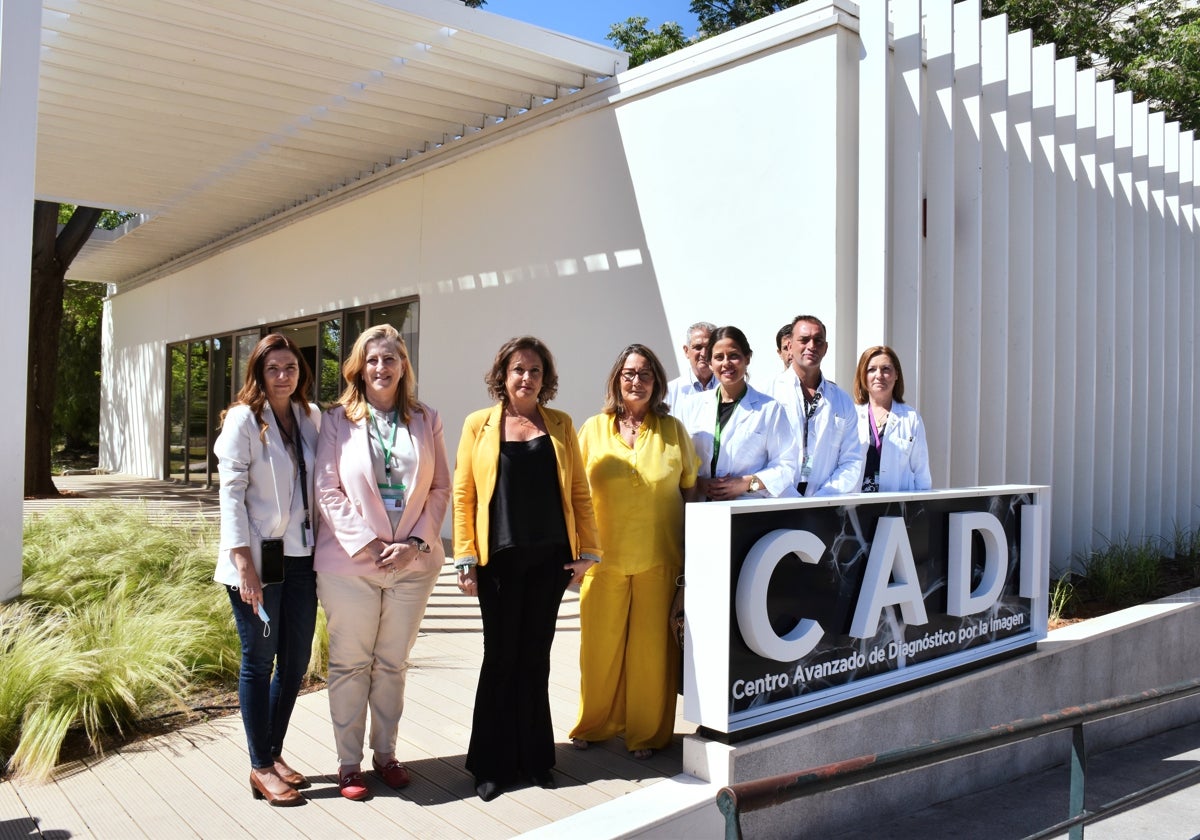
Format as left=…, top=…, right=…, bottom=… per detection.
left=725, top=492, right=1037, bottom=718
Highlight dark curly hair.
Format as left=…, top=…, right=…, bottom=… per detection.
left=484, top=335, right=559, bottom=405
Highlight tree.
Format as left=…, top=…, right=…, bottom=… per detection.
left=462, top=0, right=486, bottom=7
left=55, top=281, right=105, bottom=452
left=689, top=0, right=800, bottom=39
left=26, top=202, right=103, bottom=496
left=607, top=17, right=690, bottom=68
left=981, top=1, right=1200, bottom=131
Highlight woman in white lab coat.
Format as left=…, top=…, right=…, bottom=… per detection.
left=852, top=345, right=932, bottom=493
left=677, top=326, right=799, bottom=501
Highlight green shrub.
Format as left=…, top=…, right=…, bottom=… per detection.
left=1080, top=535, right=1163, bottom=606
left=1172, top=522, right=1200, bottom=570
left=1049, top=573, right=1078, bottom=622
left=3, top=505, right=279, bottom=779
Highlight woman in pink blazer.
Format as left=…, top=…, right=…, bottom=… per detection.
left=314, top=324, right=450, bottom=801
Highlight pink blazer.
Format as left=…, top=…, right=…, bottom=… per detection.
left=314, top=402, right=449, bottom=575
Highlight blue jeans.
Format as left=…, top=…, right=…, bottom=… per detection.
left=226, top=555, right=317, bottom=769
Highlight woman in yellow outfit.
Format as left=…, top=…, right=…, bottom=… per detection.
left=570, top=344, right=698, bottom=759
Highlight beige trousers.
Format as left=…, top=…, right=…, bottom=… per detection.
left=317, top=566, right=439, bottom=766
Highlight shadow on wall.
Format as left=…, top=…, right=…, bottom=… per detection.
left=400, top=107, right=683, bottom=426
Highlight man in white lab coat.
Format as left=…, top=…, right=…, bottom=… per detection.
left=665, top=321, right=717, bottom=417
left=769, top=315, right=864, bottom=495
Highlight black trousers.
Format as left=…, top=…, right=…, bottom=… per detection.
left=466, top=544, right=573, bottom=783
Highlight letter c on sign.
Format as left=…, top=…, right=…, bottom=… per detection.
left=736, top=529, right=825, bottom=662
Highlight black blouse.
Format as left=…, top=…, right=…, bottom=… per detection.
left=488, top=435, right=570, bottom=554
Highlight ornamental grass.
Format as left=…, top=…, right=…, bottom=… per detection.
left=2, top=505, right=325, bottom=781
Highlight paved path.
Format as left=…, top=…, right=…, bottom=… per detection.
left=6, top=475, right=696, bottom=839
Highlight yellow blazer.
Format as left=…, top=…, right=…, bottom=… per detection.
left=453, top=402, right=601, bottom=567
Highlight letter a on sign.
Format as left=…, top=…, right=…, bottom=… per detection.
left=850, top=517, right=929, bottom=637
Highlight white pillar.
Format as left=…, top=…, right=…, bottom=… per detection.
left=855, top=0, right=889, bottom=356
left=0, top=0, right=42, bottom=600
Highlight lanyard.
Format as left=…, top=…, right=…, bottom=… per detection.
left=710, top=389, right=743, bottom=475
left=869, top=409, right=885, bottom=451
left=369, top=406, right=401, bottom=480
left=797, top=379, right=822, bottom=451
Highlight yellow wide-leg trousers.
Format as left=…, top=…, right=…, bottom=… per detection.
left=569, top=561, right=679, bottom=751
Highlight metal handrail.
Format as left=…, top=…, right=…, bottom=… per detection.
left=716, top=677, right=1200, bottom=840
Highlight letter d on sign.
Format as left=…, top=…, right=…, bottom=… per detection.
left=737, top=530, right=826, bottom=662
left=946, top=512, right=1008, bottom=616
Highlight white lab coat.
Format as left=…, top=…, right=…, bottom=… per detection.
left=213, top=401, right=320, bottom=587
left=769, top=368, right=864, bottom=496
left=677, top=384, right=799, bottom=498
left=855, top=401, right=932, bottom=492
left=666, top=372, right=717, bottom=418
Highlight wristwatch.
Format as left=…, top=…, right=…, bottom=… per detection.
left=748, top=475, right=762, bottom=494
left=406, top=536, right=431, bottom=554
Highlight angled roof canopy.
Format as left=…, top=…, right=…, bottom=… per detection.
left=35, top=0, right=627, bottom=287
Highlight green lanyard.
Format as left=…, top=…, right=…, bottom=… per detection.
left=710, top=389, right=743, bottom=475
left=369, top=406, right=400, bottom=481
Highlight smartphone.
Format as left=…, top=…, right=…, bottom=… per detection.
left=260, top=538, right=285, bottom=585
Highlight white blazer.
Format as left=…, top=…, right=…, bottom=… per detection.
left=213, top=401, right=321, bottom=587
left=855, top=401, right=932, bottom=492
left=677, top=384, right=799, bottom=498
left=769, top=368, right=864, bottom=496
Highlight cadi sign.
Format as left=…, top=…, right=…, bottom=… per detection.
left=682, top=486, right=1049, bottom=735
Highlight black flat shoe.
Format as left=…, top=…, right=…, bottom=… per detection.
left=531, top=770, right=556, bottom=790
left=475, top=779, right=502, bottom=802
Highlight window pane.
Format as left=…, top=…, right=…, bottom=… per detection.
left=273, top=322, right=318, bottom=403
left=234, top=332, right=259, bottom=394
left=209, top=336, right=233, bottom=484
left=319, top=318, right=342, bottom=408
left=187, top=341, right=209, bottom=482
left=346, top=310, right=366, bottom=354
left=369, top=301, right=419, bottom=376
left=168, top=344, right=187, bottom=481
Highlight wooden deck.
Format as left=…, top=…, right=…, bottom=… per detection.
left=6, top=475, right=696, bottom=838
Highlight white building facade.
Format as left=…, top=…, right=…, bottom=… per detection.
left=5, top=0, right=1198, bottom=597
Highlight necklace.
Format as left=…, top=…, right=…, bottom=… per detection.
left=620, top=413, right=645, bottom=431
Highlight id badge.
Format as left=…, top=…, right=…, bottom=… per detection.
left=800, top=454, right=814, bottom=480
left=304, top=526, right=315, bottom=547
left=379, top=482, right=407, bottom=512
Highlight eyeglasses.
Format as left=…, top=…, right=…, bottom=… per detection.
left=620, top=370, right=654, bottom=383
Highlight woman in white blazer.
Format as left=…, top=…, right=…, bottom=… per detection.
left=314, top=324, right=450, bottom=801
left=678, top=326, right=799, bottom=500
left=214, top=333, right=321, bottom=807
left=852, top=345, right=932, bottom=493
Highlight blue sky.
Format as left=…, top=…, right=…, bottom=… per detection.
left=478, top=1, right=699, bottom=44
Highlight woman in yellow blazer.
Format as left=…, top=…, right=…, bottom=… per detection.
left=454, top=335, right=601, bottom=802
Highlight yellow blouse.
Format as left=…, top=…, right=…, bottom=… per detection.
left=577, top=411, right=699, bottom=576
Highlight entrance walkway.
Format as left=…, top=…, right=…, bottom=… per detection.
left=6, top=475, right=695, bottom=839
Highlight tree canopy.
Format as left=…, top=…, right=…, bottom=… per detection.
left=607, top=17, right=690, bottom=68
left=982, top=0, right=1200, bottom=131
left=686, top=0, right=1199, bottom=132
